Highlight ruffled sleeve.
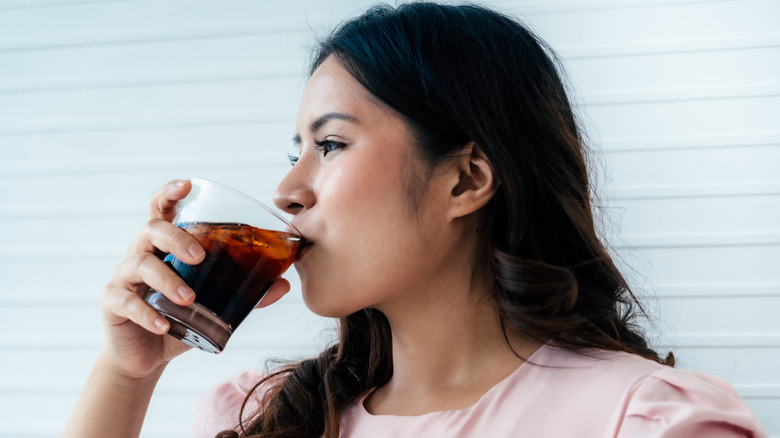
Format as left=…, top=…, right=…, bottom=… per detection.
left=616, top=368, right=768, bottom=438
left=189, top=370, right=266, bottom=438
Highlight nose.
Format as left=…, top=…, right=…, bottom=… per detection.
left=273, top=160, right=315, bottom=215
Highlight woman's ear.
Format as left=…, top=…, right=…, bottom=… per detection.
left=447, top=143, right=497, bottom=221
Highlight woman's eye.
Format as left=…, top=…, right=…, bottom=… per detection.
left=314, top=139, right=347, bottom=157
left=287, top=140, right=301, bottom=166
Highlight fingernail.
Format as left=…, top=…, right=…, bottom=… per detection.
left=169, top=180, right=186, bottom=192
left=188, top=243, right=205, bottom=259
left=154, top=318, right=169, bottom=332
left=177, top=285, right=195, bottom=301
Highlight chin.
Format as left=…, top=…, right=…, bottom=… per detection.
left=305, top=305, right=353, bottom=319
left=301, top=289, right=342, bottom=318
left=301, top=290, right=362, bottom=319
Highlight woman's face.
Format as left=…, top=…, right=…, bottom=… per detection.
left=274, top=57, right=462, bottom=318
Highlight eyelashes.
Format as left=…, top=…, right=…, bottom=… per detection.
left=287, top=139, right=347, bottom=166
left=314, top=139, right=347, bottom=157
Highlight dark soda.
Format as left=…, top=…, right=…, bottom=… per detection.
left=163, top=221, right=301, bottom=329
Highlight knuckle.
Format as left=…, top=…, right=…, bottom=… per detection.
left=101, top=286, right=127, bottom=314
left=100, top=286, right=114, bottom=307
left=139, top=219, right=154, bottom=235
left=108, top=259, right=135, bottom=286
left=152, top=220, right=182, bottom=245
left=121, top=292, right=152, bottom=321
left=109, top=262, right=123, bottom=279
left=133, top=252, right=155, bottom=270
left=141, top=218, right=163, bottom=235
left=123, top=244, right=137, bottom=258
left=118, top=290, right=137, bottom=310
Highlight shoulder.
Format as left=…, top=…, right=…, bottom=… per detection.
left=526, top=344, right=666, bottom=396
left=189, top=369, right=271, bottom=438
left=520, top=345, right=767, bottom=437
left=617, top=366, right=768, bottom=437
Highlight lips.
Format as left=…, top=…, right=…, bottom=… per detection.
left=286, top=221, right=312, bottom=260
left=296, top=241, right=312, bottom=261
left=291, top=230, right=313, bottom=261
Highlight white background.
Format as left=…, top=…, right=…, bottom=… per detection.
left=0, top=0, right=778, bottom=436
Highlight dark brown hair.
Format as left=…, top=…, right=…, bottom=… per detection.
left=221, top=3, right=672, bottom=437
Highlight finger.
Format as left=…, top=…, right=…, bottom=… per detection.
left=255, top=278, right=291, bottom=309
left=102, top=283, right=170, bottom=335
left=151, top=179, right=192, bottom=222
left=126, top=219, right=205, bottom=265
left=114, top=252, right=196, bottom=306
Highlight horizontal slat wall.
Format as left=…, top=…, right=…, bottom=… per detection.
left=1, top=0, right=777, bottom=436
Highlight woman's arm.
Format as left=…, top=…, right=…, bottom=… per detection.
left=62, top=180, right=291, bottom=436
left=62, top=353, right=167, bottom=438
left=62, top=180, right=201, bottom=437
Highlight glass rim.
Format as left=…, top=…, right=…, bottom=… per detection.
left=188, top=178, right=302, bottom=237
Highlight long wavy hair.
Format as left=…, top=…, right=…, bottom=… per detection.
left=219, top=3, right=672, bottom=437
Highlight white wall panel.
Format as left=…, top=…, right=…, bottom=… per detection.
left=0, top=34, right=305, bottom=91
left=569, top=46, right=780, bottom=94
left=608, top=145, right=780, bottom=187
left=1, top=0, right=777, bottom=436
left=585, top=96, right=779, bottom=139
left=1, top=132, right=292, bottom=180
left=614, top=195, right=780, bottom=237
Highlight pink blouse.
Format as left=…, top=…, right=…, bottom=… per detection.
left=191, top=343, right=768, bottom=437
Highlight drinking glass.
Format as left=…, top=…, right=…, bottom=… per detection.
left=143, top=178, right=303, bottom=353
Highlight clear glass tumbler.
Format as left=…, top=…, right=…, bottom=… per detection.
left=143, top=178, right=303, bottom=353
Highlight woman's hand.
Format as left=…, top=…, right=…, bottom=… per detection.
left=64, top=180, right=291, bottom=437
left=99, top=180, right=203, bottom=378
left=99, top=180, right=292, bottom=378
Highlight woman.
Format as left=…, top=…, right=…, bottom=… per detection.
left=64, top=3, right=767, bottom=437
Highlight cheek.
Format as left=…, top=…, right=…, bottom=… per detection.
left=318, top=165, right=369, bottom=207
left=318, top=161, right=411, bottom=269
left=299, top=157, right=419, bottom=316
left=317, top=151, right=408, bottom=222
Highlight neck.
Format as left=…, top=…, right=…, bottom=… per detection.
left=366, top=274, right=542, bottom=415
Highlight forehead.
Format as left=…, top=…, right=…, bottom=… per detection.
left=297, top=57, right=388, bottom=130
left=306, top=57, right=359, bottom=94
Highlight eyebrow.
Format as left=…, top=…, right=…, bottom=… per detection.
left=292, top=112, right=359, bottom=145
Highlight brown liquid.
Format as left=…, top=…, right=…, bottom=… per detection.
left=163, top=222, right=301, bottom=329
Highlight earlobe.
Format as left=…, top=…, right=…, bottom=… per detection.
left=447, top=143, right=497, bottom=221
